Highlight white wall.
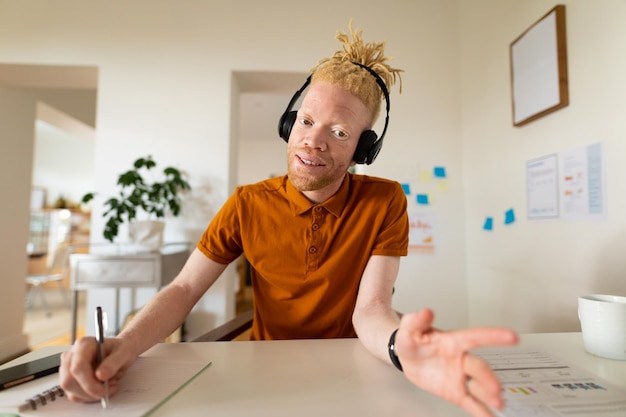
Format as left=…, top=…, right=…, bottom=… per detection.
left=237, top=92, right=292, bottom=185
left=369, top=1, right=467, bottom=329
left=0, top=87, right=35, bottom=361
left=459, top=0, right=626, bottom=332
left=33, top=102, right=95, bottom=207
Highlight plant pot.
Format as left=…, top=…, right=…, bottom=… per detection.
left=128, top=220, right=165, bottom=252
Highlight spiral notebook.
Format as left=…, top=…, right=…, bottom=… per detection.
left=0, top=356, right=210, bottom=416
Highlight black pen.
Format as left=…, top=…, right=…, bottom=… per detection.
left=95, top=306, right=109, bottom=409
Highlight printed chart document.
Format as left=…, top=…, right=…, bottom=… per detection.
left=0, top=356, right=210, bottom=416
left=474, top=347, right=626, bottom=417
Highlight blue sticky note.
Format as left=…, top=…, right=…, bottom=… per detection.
left=416, top=194, right=429, bottom=205
left=483, top=217, right=493, bottom=231
left=504, top=208, right=515, bottom=225
left=401, top=183, right=411, bottom=195
left=433, top=166, right=447, bottom=178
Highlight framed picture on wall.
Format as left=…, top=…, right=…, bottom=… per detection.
left=510, top=5, right=569, bottom=127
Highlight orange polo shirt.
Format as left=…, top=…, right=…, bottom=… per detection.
left=197, top=173, right=408, bottom=340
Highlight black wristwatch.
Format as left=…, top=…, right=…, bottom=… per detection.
left=387, top=328, right=403, bottom=372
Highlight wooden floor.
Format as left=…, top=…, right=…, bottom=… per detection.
left=31, top=327, right=86, bottom=349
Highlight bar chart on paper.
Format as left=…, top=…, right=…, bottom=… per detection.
left=474, top=347, right=626, bottom=417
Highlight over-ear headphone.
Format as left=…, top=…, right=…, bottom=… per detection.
left=277, top=62, right=391, bottom=165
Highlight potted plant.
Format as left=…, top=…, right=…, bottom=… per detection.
left=82, top=155, right=191, bottom=249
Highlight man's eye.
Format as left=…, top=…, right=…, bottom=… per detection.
left=332, top=129, right=349, bottom=140
left=299, top=118, right=312, bottom=126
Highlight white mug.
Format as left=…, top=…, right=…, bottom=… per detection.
left=578, top=294, right=626, bottom=360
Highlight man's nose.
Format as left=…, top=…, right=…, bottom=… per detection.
left=303, top=127, right=327, bottom=151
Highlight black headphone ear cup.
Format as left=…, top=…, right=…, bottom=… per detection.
left=353, top=130, right=378, bottom=164
left=278, top=111, right=298, bottom=142
left=366, top=138, right=383, bottom=164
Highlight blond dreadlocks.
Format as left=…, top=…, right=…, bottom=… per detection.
left=311, top=20, right=403, bottom=125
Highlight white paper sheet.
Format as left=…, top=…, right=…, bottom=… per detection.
left=0, top=356, right=210, bottom=416
left=475, top=347, right=626, bottom=417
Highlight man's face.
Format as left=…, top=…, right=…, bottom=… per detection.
left=287, top=81, right=370, bottom=200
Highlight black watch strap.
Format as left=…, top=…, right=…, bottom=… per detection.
left=387, top=328, right=403, bottom=372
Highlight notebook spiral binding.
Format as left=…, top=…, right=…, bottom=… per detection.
left=19, top=385, right=65, bottom=412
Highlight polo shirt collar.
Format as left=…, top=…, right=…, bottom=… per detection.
left=286, top=174, right=350, bottom=218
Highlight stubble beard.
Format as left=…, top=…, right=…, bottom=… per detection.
left=287, top=151, right=347, bottom=192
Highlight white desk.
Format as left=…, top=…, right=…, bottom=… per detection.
left=2, top=333, right=626, bottom=416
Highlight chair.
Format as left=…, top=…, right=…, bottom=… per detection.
left=25, top=243, right=71, bottom=316
left=191, top=310, right=253, bottom=342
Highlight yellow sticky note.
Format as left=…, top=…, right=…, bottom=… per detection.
left=436, top=179, right=449, bottom=193
left=418, top=170, right=432, bottom=183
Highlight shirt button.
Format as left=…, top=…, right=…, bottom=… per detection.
left=312, top=223, right=319, bottom=231
left=315, top=206, right=322, bottom=212
left=309, top=246, right=317, bottom=254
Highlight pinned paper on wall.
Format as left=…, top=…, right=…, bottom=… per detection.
left=431, top=166, right=449, bottom=194
left=505, top=208, right=516, bottom=225
left=436, top=179, right=449, bottom=193
left=527, top=153, right=559, bottom=220
left=416, top=193, right=430, bottom=205
left=433, top=166, right=447, bottom=178
left=418, top=170, right=433, bottom=183
left=481, top=208, right=517, bottom=231
left=400, top=164, right=449, bottom=251
left=408, top=211, right=436, bottom=254
left=409, top=165, right=450, bottom=194
left=561, top=142, right=606, bottom=222
left=526, top=142, right=606, bottom=223
left=483, top=217, right=494, bottom=231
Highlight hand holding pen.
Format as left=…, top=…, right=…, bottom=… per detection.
left=95, top=306, right=109, bottom=409
left=60, top=305, right=135, bottom=404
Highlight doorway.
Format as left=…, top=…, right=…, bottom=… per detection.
left=0, top=63, right=98, bottom=348
left=234, top=70, right=307, bottom=186
left=232, top=70, right=307, bottom=315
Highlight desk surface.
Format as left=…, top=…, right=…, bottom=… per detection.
left=3, top=333, right=626, bottom=417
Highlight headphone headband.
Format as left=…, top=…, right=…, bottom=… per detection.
left=350, top=62, right=391, bottom=144
left=278, top=62, right=391, bottom=165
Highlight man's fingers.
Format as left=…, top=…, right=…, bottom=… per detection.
left=455, top=327, right=518, bottom=351
left=60, top=337, right=123, bottom=402
left=399, top=309, right=436, bottom=339
left=60, top=348, right=102, bottom=403
left=464, top=355, right=505, bottom=410
left=401, top=310, right=517, bottom=349
left=464, top=354, right=502, bottom=394
left=459, top=388, right=500, bottom=417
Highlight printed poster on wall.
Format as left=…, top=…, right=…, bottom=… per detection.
left=527, top=153, right=559, bottom=220
left=408, top=211, right=436, bottom=254
left=526, top=142, right=606, bottom=223
left=560, top=142, right=606, bottom=222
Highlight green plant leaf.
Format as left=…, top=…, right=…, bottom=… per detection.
left=83, top=155, right=191, bottom=242
left=81, top=192, right=95, bottom=204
